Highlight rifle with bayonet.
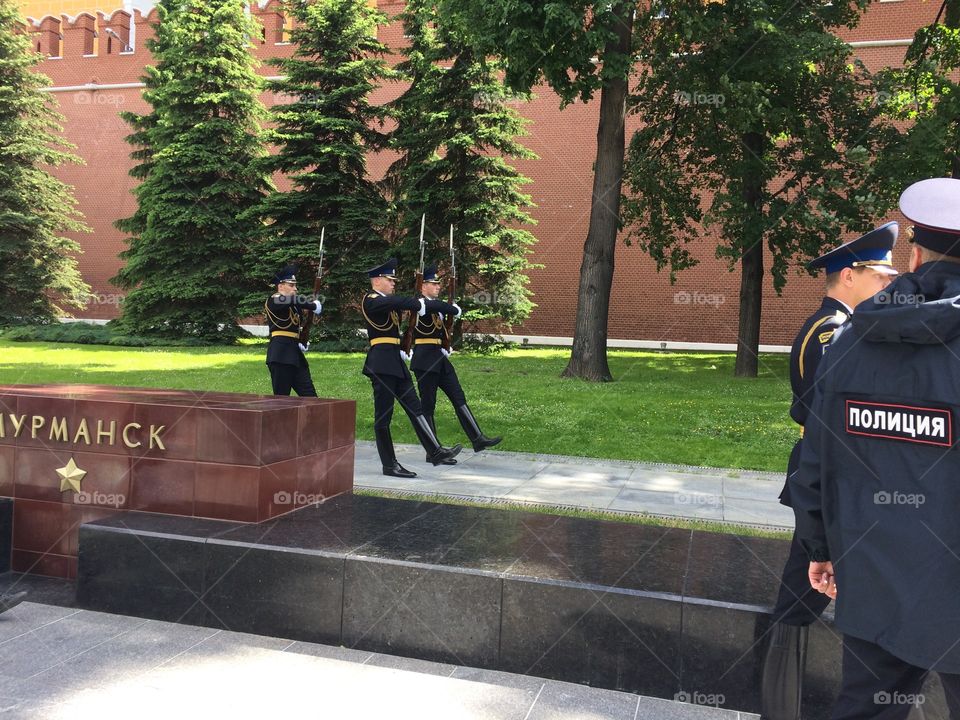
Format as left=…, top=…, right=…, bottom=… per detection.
left=442, top=224, right=456, bottom=351
left=298, top=227, right=325, bottom=346
left=400, top=214, right=426, bottom=354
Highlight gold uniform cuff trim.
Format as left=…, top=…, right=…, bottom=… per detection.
left=370, top=337, right=401, bottom=346
left=414, top=339, right=442, bottom=345
left=271, top=331, right=300, bottom=339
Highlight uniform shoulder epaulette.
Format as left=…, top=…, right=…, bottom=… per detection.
left=271, top=293, right=282, bottom=299
left=367, top=293, right=378, bottom=299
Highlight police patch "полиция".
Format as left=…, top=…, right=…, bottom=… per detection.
left=846, top=400, right=953, bottom=447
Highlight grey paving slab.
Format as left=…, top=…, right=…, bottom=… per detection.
left=608, top=488, right=724, bottom=521
left=635, top=695, right=751, bottom=719
left=721, top=477, right=784, bottom=501
left=504, top=483, right=623, bottom=509
left=0, top=608, right=148, bottom=679
left=284, top=640, right=373, bottom=664
left=526, top=680, right=640, bottom=719
left=451, top=666, right=546, bottom=693
left=723, top=498, right=794, bottom=528
left=356, top=442, right=792, bottom=529
left=0, top=604, right=79, bottom=643
left=626, top=468, right=726, bottom=496
left=363, top=652, right=458, bottom=677
left=6, top=619, right=218, bottom=696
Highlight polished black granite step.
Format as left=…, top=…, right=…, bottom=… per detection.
left=76, top=494, right=838, bottom=717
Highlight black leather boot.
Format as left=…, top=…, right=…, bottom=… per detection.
left=424, top=415, right=457, bottom=465
left=455, top=404, right=502, bottom=452
left=411, top=415, right=462, bottom=466
left=375, top=427, right=416, bottom=478
left=760, top=623, right=808, bottom=720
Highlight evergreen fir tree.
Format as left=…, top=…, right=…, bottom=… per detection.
left=386, top=0, right=538, bottom=334
left=0, top=0, right=89, bottom=325
left=243, top=0, right=393, bottom=336
left=113, top=0, right=271, bottom=342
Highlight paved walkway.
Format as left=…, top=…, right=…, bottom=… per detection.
left=0, top=602, right=758, bottom=720
left=354, top=443, right=794, bottom=530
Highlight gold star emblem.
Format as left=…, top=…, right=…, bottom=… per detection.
left=56, top=458, right=86, bottom=494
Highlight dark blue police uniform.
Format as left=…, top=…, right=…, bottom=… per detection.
left=791, top=179, right=960, bottom=719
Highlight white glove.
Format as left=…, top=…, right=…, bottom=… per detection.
left=400, top=350, right=412, bottom=363
left=451, top=303, right=462, bottom=318
left=312, top=300, right=322, bottom=314
left=417, top=298, right=426, bottom=317
left=298, top=342, right=310, bottom=354
left=441, top=348, right=451, bottom=358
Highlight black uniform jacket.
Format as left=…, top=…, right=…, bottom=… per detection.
left=410, top=300, right=459, bottom=376
left=780, top=297, right=851, bottom=506
left=265, top=293, right=313, bottom=367
left=361, top=292, right=456, bottom=378
left=791, top=262, right=960, bottom=672
left=361, top=291, right=418, bottom=379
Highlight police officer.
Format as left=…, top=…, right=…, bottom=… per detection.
left=791, top=178, right=960, bottom=720
left=761, top=224, right=899, bottom=720
left=411, top=265, right=501, bottom=461
left=264, top=265, right=321, bottom=397
left=362, top=258, right=461, bottom=477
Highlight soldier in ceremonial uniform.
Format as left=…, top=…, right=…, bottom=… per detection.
left=791, top=178, right=960, bottom=718
left=411, top=265, right=501, bottom=458
left=264, top=265, right=321, bottom=397
left=362, top=258, right=461, bottom=477
left=761, top=224, right=899, bottom=720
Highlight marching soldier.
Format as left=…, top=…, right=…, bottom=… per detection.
left=411, top=265, right=501, bottom=460
left=761, top=224, right=898, bottom=720
left=264, top=265, right=321, bottom=397
left=362, top=258, right=461, bottom=477
left=791, top=179, right=960, bottom=718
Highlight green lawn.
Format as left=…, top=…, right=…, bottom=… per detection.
left=0, top=339, right=795, bottom=472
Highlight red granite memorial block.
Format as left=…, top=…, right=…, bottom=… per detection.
left=0, top=384, right=356, bottom=577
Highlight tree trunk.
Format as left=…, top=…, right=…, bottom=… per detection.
left=734, top=132, right=765, bottom=378
left=561, top=1, right=635, bottom=382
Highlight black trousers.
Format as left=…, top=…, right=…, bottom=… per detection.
left=414, top=364, right=466, bottom=417
left=773, top=438, right=831, bottom=625
left=771, top=532, right=833, bottom=625
left=268, top=362, right=317, bottom=397
left=370, top=372, right=424, bottom=430
left=833, top=634, right=960, bottom=719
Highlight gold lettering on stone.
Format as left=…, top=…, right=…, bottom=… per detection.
left=96, top=420, right=116, bottom=446
left=0, top=413, right=5, bottom=439
left=10, top=414, right=26, bottom=438
left=49, top=417, right=68, bottom=442
left=73, top=418, right=91, bottom=445
left=122, top=422, right=142, bottom=449
left=31, top=415, right=45, bottom=439
left=149, top=425, right=165, bottom=450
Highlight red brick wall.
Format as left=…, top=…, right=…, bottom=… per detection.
left=24, top=0, right=932, bottom=344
